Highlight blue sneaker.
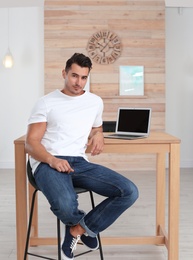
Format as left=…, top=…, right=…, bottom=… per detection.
left=61, top=225, right=80, bottom=260
left=80, top=234, right=99, bottom=250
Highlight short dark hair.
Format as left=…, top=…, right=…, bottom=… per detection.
left=65, top=53, right=92, bottom=72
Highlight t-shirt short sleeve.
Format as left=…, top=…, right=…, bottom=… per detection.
left=28, top=98, right=47, bottom=125
left=92, top=96, right=103, bottom=128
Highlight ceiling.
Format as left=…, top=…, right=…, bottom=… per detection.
left=0, top=0, right=193, bottom=8
left=165, top=0, right=193, bottom=7
left=0, top=0, right=43, bottom=7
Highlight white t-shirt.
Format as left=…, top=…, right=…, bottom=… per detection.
left=28, top=89, right=103, bottom=172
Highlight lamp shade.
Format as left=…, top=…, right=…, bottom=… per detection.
left=3, top=48, right=14, bottom=68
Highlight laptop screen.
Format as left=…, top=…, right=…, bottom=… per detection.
left=116, top=108, right=151, bottom=135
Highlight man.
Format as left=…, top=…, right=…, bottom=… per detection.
left=25, top=53, right=138, bottom=260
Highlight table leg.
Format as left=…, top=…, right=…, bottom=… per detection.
left=168, top=143, right=180, bottom=260
left=15, top=143, right=27, bottom=260
left=28, top=183, right=39, bottom=244
left=156, top=152, right=166, bottom=237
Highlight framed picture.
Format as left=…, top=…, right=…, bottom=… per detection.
left=119, top=66, right=144, bottom=96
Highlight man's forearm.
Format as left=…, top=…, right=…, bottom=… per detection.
left=25, top=141, right=54, bottom=165
left=89, top=126, right=103, bottom=139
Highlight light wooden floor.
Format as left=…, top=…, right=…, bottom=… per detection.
left=0, top=168, right=193, bottom=260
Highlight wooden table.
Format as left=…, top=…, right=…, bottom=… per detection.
left=14, top=132, right=180, bottom=260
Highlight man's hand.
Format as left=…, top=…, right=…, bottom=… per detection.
left=87, top=131, right=104, bottom=156
left=48, top=157, right=74, bottom=173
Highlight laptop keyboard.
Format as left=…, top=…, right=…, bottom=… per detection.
left=105, top=134, right=144, bottom=140
left=112, top=134, right=138, bottom=137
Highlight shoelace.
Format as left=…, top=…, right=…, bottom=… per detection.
left=70, top=235, right=80, bottom=253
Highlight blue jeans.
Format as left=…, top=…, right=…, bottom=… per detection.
left=34, top=156, right=138, bottom=237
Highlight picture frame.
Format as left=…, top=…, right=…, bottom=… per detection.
left=119, top=66, right=144, bottom=96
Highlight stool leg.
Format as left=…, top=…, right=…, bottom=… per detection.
left=89, top=191, right=104, bottom=260
left=57, top=218, right=61, bottom=260
left=97, top=233, right=104, bottom=260
left=24, top=189, right=38, bottom=260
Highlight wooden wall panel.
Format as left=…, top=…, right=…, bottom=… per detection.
left=44, top=0, right=165, bottom=170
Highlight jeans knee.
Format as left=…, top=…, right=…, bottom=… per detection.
left=131, top=182, right=139, bottom=202
left=50, top=197, right=77, bottom=222
left=124, top=181, right=139, bottom=206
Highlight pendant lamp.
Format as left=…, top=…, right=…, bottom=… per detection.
left=3, top=8, right=14, bottom=68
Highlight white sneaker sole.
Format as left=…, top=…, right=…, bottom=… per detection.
left=61, top=249, right=74, bottom=260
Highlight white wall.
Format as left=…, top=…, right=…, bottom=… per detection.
left=0, top=3, right=44, bottom=168
left=166, top=7, right=193, bottom=167
left=0, top=3, right=193, bottom=169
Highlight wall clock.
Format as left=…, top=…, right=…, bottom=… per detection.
left=86, top=30, right=122, bottom=65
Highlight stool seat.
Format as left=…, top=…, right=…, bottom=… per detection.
left=24, top=161, right=104, bottom=260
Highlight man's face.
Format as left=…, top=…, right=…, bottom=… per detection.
left=62, top=63, right=89, bottom=96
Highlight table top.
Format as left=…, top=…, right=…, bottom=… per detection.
left=14, top=131, right=181, bottom=145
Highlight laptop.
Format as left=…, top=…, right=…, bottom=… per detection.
left=105, top=107, right=151, bottom=140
